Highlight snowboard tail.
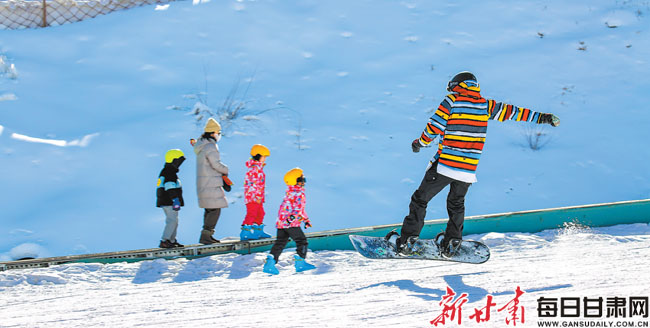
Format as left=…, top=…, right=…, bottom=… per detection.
left=349, top=234, right=490, bottom=264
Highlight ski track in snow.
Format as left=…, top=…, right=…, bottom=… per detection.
left=1, top=224, right=649, bottom=327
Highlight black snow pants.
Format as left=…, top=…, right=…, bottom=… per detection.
left=400, top=161, right=471, bottom=241
left=270, top=227, right=308, bottom=262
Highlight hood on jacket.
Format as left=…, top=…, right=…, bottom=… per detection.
left=169, top=157, right=184, bottom=169
left=164, top=162, right=181, bottom=172
left=286, top=185, right=305, bottom=193
left=193, top=137, right=215, bottom=155
left=246, top=159, right=265, bottom=169
left=450, top=80, right=482, bottom=98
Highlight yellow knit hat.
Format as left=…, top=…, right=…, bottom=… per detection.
left=204, top=118, right=222, bottom=133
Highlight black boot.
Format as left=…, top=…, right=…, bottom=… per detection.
left=159, top=240, right=174, bottom=248
left=396, top=235, right=419, bottom=255
left=439, top=234, right=462, bottom=258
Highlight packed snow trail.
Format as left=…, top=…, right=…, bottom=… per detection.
left=1, top=223, right=649, bottom=327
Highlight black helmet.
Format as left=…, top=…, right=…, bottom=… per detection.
left=447, top=71, right=477, bottom=92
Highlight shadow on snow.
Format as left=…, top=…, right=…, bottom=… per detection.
left=357, top=272, right=572, bottom=303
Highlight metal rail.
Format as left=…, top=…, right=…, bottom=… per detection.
left=0, top=239, right=278, bottom=271
left=1, top=199, right=648, bottom=272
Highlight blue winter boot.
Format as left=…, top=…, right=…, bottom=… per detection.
left=252, top=223, right=272, bottom=239
left=240, top=225, right=255, bottom=241
left=294, top=254, right=316, bottom=272
left=263, top=254, right=279, bottom=275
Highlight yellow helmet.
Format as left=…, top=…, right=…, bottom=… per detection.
left=250, top=144, right=270, bottom=157
left=284, top=167, right=304, bottom=186
left=165, top=149, right=185, bottom=163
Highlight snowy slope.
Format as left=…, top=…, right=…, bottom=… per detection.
left=1, top=0, right=650, bottom=258
left=1, top=223, right=649, bottom=327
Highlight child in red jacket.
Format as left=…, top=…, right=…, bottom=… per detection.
left=240, top=144, right=272, bottom=240
left=263, top=167, right=315, bottom=274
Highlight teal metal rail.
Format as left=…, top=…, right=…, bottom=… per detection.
left=1, top=199, right=648, bottom=271
left=304, top=198, right=650, bottom=252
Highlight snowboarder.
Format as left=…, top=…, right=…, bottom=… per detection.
left=193, top=118, right=229, bottom=245
left=396, top=71, right=561, bottom=257
left=263, top=168, right=316, bottom=274
left=156, top=149, right=186, bottom=248
left=240, top=144, right=272, bottom=241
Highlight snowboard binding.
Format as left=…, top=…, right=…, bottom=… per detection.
left=435, top=232, right=462, bottom=258
left=384, top=229, right=401, bottom=252
left=384, top=229, right=399, bottom=240
left=385, top=229, right=421, bottom=255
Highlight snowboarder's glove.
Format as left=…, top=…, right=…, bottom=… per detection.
left=411, top=139, right=422, bottom=153
left=172, top=198, right=181, bottom=211
left=540, top=113, right=561, bottom=127
left=304, top=221, right=312, bottom=229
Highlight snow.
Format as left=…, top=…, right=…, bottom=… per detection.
left=1, top=0, right=649, bottom=325
left=1, top=223, right=649, bottom=326
left=9, top=132, right=99, bottom=147
left=1, top=1, right=650, bottom=321
left=6, top=242, right=45, bottom=260
left=0, top=93, right=17, bottom=101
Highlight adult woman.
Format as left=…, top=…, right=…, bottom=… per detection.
left=193, top=118, right=229, bottom=244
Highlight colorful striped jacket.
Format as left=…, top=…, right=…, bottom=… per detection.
left=418, top=81, right=548, bottom=183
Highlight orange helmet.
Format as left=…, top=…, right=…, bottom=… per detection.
left=284, top=167, right=304, bottom=186
left=250, top=144, right=270, bottom=157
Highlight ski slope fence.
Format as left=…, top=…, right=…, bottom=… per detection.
left=0, top=0, right=171, bottom=29
left=1, top=199, right=649, bottom=271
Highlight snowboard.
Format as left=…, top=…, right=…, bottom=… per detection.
left=349, top=234, right=490, bottom=264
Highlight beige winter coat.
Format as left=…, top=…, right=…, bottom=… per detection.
left=194, top=137, right=229, bottom=209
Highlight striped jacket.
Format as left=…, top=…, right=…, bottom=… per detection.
left=419, top=81, right=547, bottom=183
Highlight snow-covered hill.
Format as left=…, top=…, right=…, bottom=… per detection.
left=1, top=0, right=650, bottom=259
left=1, top=223, right=649, bottom=327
